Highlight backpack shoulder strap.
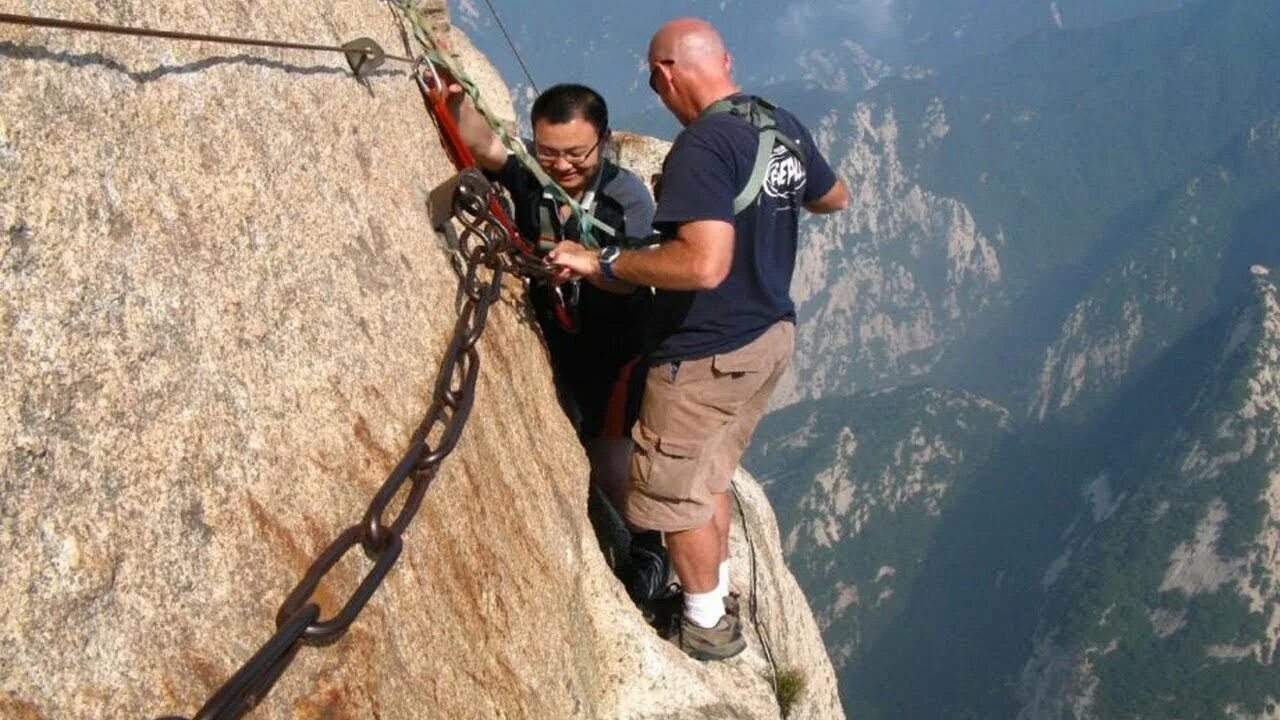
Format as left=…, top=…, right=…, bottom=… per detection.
left=700, top=96, right=807, bottom=214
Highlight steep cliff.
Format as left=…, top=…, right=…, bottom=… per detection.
left=745, top=387, right=1012, bottom=712
left=1017, top=268, right=1280, bottom=719
left=1029, top=116, right=1280, bottom=421
left=750, top=271, right=1280, bottom=719
left=0, top=2, right=838, bottom=718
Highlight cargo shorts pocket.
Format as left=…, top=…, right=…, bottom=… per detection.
left=711, top=334, right=774, bottom=377
left=630, top=420, right=705, bottom=503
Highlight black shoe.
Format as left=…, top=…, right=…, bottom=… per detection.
left=636, top=583, right=682, bottom=639
left=621, top=542, right=670, bottom=604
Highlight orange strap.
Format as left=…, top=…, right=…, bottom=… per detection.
left=600, top=357, right=640, bottom=438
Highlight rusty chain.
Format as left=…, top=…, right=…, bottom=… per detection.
left=157, top=169, right=518, bottom=720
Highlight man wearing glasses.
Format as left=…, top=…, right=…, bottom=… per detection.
left=549, top=18, right=850, bottom=661
left=445, top=82, right=671, bottom=605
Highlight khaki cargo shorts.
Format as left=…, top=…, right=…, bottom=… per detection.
left=625, top=320, right=794, bottom=533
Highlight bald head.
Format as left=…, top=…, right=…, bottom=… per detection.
left=647, top=18, right=739, bottom=123
left=649, top=18, right=726, bottom=69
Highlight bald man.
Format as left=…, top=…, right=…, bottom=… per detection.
left=549, top=18, right=849, bottom=661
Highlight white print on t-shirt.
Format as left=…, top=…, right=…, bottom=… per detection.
left=762, top=143, right=806, bottom=201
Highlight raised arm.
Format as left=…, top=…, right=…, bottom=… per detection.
left=444, top=83, right=509, bottom=173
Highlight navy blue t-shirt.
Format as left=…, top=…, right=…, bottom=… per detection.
left=648, top=94, right=837, bottom=364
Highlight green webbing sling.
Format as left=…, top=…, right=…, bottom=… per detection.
left=699, top=96, right=807, bottom=214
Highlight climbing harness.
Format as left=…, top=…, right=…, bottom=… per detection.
left=699, top=96, right=808, bottom=214
left=532, top=164, right=609, bottom=333
left=414, top=52, right=581, bottom=332
left=394, top=0, right=674, bottom=333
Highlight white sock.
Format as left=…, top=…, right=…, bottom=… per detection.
left=684, top=588, right=726, bottom=629
left=717, top=561, right=730, bottom=599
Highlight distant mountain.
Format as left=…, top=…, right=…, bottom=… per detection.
left=892, top=0, right=1185, bottom=66
left=776, top=94, right=1005, bottom=405
left=746, top=387, right=1011, bottom=678
left=751, top=271, right=1280, bottom=719
left=1022, top=268, right=1280, bottom=719
left=781, top=0, right=1280, bottom=405
left=446, top=1, right=1279, bottom=409
left=1029, top=116, right=1280, bottom=421
left=910, top=0, right=1280, bottom=409
left=454, top=1, right=1280, bottom=717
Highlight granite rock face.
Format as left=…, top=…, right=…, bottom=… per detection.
left=0, top=2, right=840, bottom=718
left=609, top=131, right=671, bottom=199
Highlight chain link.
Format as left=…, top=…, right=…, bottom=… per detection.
left=158, top=169, right=516, bottom=720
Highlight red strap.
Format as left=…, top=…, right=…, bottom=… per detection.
left=417, top=62, right=533, bottom=257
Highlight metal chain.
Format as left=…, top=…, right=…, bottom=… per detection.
left=157, top=169, right=514, bottom=720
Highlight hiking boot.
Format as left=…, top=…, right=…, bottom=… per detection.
left=640, top=585, right=739, bottom=637
left=674, top=613, right=747, bottom=661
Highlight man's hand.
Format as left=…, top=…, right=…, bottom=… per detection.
left=443, top=82, right=466, bottom=114
left=546, top=241, right=601, bottom=282
left=430, top=36, right=467, bottom=112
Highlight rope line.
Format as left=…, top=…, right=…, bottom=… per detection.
left=731, top=479, right=783, bottom=701
left=480, top=0, right=538, bottom=95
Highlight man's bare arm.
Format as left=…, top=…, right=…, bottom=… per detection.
left=445, top=84, right=508, bottom=172
left=547, top=219, right=734, bottom=291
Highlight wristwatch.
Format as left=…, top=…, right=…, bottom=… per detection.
left=598, top=245, right=621, bottom=282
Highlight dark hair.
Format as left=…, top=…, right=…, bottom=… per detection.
left=530, top=83, right=609, bottom=134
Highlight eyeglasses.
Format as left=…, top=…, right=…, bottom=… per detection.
left=648, top=59, right=675, bottom=93
left=534, top=134, right=604, bottom=165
